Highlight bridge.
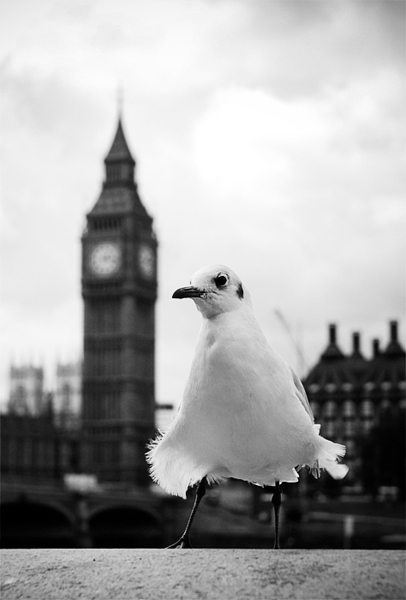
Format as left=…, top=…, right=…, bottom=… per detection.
left=1, top=479, right=184, bottom=549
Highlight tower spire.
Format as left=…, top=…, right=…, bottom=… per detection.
left=117, top=82, right=124, bottom=119
left=103, top=108, right=135, bottom=187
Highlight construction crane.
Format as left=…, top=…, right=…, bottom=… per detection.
left=274, top=309, right=308, bottom=378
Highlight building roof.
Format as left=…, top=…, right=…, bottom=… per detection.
left=364, top=321, right=406, bottom=387
left=303, top=321, right=405, bottom=392
left=88, top=117, right=151, bottom=219
left=104, top=118, right=135, bottom=164
left=304, top=324, right=367, bottom=388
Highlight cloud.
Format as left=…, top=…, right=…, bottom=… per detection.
left=0, top=0, right=404, bottom=405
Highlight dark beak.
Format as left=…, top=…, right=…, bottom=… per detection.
left=172, top=286, right=204, bottom=299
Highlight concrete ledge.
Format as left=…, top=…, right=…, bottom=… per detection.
left=1, top=549, right=404, bottom=600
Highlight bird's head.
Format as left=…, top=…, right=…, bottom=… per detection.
left=172, top=264, right=251, bottom=318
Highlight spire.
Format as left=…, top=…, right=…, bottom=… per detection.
left=105, top=118, right=135, bottom=164
left=88, top=113, right=150, bottom=218
left=117, top=82, right=123, bottom=120
left=104, top=118, right=136, bottom=187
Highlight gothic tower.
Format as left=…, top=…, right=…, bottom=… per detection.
left=81, top=117, right=157, bottom=485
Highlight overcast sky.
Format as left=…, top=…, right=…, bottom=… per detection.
left=1, top=0, right=405, bottom=408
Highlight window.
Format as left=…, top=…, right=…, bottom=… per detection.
left=324, top=400, right=337, bottom=418
left=90, top=218, right=122, bottom=232
left=344, top=420, right=356, bottom=436
left=345, top=439, right=356, bottom=458
left=323, top=421, right=336, bottom=438
left=379, top=398, right=391, bottom=412
left=107, top=164, right=121, bottom=181
left=89, top=299, right=120, bottom=333
left=62, top=383, right=71, bottom=412
left=361, top=400, right=374, bottom=418
left=342, top=400, right=356, bottom=418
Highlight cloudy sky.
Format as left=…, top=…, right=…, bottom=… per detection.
left=1, top=0, right=405, bottom=408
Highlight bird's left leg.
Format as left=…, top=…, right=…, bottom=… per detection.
left=167, top=477, right=207, bottom=549
left=272, top=481, right=282, bottom=549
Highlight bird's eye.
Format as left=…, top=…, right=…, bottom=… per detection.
left=214, top=274, right=228, bottom=288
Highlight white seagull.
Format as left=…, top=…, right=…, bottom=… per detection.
left=147, top=264, right=348, bottom=548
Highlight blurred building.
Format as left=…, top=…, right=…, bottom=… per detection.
left=54, top=361, right=82, bottom=429
left=1, top=413, right=79, bottom=484
left=303, top=320, right=405, bottom=499
left=4, top=117, right=160, bottom=490
left=81, top=117, right=158, bottom=485
left=1, top=116, right=168, bottom=549
left=8, top=365, right=44, bottom=415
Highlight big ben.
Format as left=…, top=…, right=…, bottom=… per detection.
left=81, top=117, right=157, bottom=485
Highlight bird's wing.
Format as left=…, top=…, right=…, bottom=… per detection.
left=290, top=367, right=314, bottom=423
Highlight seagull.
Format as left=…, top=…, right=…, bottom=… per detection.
left=147, top=264, right=348, bottom=548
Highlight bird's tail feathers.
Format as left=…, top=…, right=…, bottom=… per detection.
left=146, top=434, right=210, bottom=498
left=310, top=430, right=348, bottom=480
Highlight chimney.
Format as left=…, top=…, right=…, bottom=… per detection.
left=372, top=339, right=380, bottom=358
left=389, top=320, right=398, bottom=343
left=322, top=322, right=344, bottom=360
left=352, top=332, right=361, bottom=354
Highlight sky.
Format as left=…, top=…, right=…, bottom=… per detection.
left=1, top=0, right=405, bottom=408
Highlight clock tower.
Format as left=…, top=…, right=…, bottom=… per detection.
left=81, top=117, right=157, bottom=486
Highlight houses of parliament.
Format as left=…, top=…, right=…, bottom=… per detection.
left=1, top=116, right=405, bottom=549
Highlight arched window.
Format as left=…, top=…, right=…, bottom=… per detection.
left=345, top=439, right=356, bottom=458
left=324, top=400, right=337, bottom=418
left=379, top=398, right=391, bottom=412
left=361, top=400, right=374, bottom=418
left=323, top=421, right=335, bottom=438
left=362, top=420, right=374, bottom=434
left=343, top=420, right=356, bottom=436
left=342, top=400, right=356, bottom=419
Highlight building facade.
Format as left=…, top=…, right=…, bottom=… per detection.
left=81, top=118, right=158, bottom=485
left=54, top=361, right=82, bottom=429
left=303, top=320, right=405, bottom=498
left=8, top=366, right=44, bottom=416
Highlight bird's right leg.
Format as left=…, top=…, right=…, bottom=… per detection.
left=167, top=477, right=207, bottom=549
left=272, top=481, right=282, bottom=549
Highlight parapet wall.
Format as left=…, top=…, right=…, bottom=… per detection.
left=1, top=549, right=404, bottom=600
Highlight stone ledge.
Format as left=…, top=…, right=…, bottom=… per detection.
left=1, top=549, right=404, bottom=600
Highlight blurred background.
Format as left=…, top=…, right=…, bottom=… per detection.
left=1, top=0, right=405, bottom=550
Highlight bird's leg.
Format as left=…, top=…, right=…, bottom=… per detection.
left=167, top=477, right=207, bottom=549
left=272, top=481, right=282, bottom=549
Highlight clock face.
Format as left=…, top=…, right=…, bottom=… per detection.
left=138, top=244, right=155, bottom=280
left=90, top=242, right=122, bottom=277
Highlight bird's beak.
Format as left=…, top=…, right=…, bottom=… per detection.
left=172, top=286, right=205, bottom=299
